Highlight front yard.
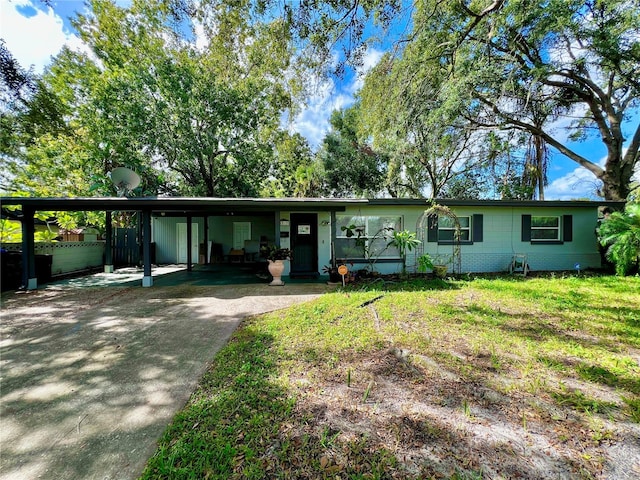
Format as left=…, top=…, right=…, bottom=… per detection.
left=140, top=275, right=640, bottom=479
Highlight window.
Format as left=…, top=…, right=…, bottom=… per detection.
left=531, top=216, right=559, bottom=241
left=335, top=215, right=402, bottom=259
left=521, top=214, right=573, bottom=243
left=427, top=214, right=483, bottom=244
left=438, top=215, right=471, bottom=242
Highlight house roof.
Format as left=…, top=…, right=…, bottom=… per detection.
left=0, top=196, right=626, bottom=215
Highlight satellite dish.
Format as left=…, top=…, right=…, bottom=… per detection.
left=110, top=167, right=141, bottom=197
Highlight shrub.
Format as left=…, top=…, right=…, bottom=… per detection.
left=598, top=203, right=640, bottom=276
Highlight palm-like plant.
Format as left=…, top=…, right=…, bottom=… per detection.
left=388, top=230, right=421, bottom=278
left=598, top=203, right=640, bottom=276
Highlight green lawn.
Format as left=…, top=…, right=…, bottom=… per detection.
left=140, top=275, right=640, bottom=479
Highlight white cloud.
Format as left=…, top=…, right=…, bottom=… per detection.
left=349, top=47, right=384, bottom=94
left=289, top=48, right=384, bottom=149
left=544, top=155, right=607, bottom=200
left=288, top=76, right=353, bottom=149
left=544, top=166, right=603, bottom=200
left=192, top=18, right=209, bottom=51
left=0, top=0, right=86, bottom=74
left=545, top=145, right=640, bottom=200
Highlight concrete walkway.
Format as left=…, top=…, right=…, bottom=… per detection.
left=0, top=276, right=332, bottom=479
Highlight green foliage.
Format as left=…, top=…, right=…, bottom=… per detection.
left=417, top=253, right=435, bottom=273
left=318, top=105, right=387, bottom=197
left=598, top=203, right=640, bottom=275
left=261, top=133, right=315, bottom=197
left=358, top=52, right=484, bottom=198
left=259, top=244, right=291, bottom=261
left=0, top=219, right=20, bottom=243
left=2, top=0, right=306, bottom=200
left=295, top=0, right=640, bottom=201
left=34, top=228, right=59, bottom=243
left=142, top=275, right=640, bottom=478
left=387, top=230, right=420, bottom=277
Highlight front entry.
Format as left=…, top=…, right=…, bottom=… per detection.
left=289, top=213, right=318, bottom=277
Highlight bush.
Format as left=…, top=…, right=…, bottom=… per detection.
left=598, top=203, right=640, bottom=276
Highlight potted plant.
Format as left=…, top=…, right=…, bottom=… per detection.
left=322, top=264, right=342, bottom=283
left=417, top=253, right=435, bottom=275
left=417, top=253, right=448, bottom=278
left=260, top=245, right=291, bottom=286
left=431, top=255, right=451, bottom=279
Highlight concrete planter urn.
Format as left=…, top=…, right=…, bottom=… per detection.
left=268, top=259, right=286, bottom=286
left=433, top=265, right=448, bottom=279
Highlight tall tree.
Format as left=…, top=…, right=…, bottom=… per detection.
left=285, top=0, right=640, bottom=201
left=70, top=0, right=297, bottom=196
left=318, top=105, right=387, bottom=197
left=1, top=41, right=71, bottom=194
left=358, top=53, right=482, bottom=198
left=262, top=132, right=315, bottom=197
left=2, top=0, right=305, bottom=198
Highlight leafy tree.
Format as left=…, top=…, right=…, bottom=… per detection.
left=2, top=0, right=305, bottom=200
left=358, top=52, right=492, bottom=199
left=318, top=106, right=387, bottom=197
left=262, top=133, right=315, bottom=197
left=1, top=41, right=70, bottom=194
left=0, top=219, right=21, bottom=243
left=285, top=0, right=640, bottom=201
left=598, top=203, right=640, bottom=276
left=292, top=162, right=325, bottom=198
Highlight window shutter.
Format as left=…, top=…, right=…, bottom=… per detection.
left=521, top=215, right=531, bottom=241
left=427, top=214, right=438, bottom=242
left=472, top=214, right=483, bottom=242
left=563, top=215, right=573, bottom=242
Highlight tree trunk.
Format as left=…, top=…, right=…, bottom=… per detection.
left=600, top=155, right=631, bottom=202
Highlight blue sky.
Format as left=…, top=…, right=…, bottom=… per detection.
left=2, top=0, right=636, bottom=200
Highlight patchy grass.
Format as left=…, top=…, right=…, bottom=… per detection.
left=140, top=275, right=640, bottom=479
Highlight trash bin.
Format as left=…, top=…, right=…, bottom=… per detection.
left=35, top=254, right=53, bottom=283
left=1, top=251, right=22, bottom=291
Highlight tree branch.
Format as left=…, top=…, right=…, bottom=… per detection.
left=623, top=121, right=640, bottom=168
left=475, top=94, right=605, bottom=178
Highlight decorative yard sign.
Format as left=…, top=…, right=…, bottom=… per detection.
left=338, top=264, right=348, bottom=286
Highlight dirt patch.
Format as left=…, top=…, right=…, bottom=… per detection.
left=279, top=348, right=640, bottom=479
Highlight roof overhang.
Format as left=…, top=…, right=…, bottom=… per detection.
left=0, top=196, right=626, bottom=217
left=0, top=197, right=365, bottom=215
left=368, top=198, right=627, bottom=208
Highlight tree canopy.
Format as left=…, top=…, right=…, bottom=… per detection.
left=1, top=0, right=304, bottom=202
left=290, top=0, right=640, bottom=201
left=1, top=0, right=638, bottom=204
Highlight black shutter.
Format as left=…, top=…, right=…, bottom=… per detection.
left=563, top=215, right=573, bottom=242
left=472, top=214, right=483, bottom=242
left=427, top=214, right=438, bottom=242
left=522, top=215, right=531, bottom=241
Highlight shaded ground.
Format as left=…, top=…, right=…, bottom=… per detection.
left=0, top=268, right=332, bottom=480
left=140, top=276, right=640, bottom=479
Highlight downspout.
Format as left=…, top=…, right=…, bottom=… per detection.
left=21, top=207, right=37, bottom=290
left=104, top=211, right=114, bottom=273
left=142, top=209, right=153, bottom=287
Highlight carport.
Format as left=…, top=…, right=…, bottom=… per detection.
left=0, top=197, right=355, bottom=290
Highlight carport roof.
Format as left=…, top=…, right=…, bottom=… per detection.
left=0, top=196, right=624, bottom=214
left=0, top=197, right=365, bottom=213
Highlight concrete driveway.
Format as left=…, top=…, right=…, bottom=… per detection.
left=1, top=275, right=331, bottom=479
